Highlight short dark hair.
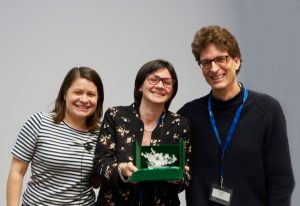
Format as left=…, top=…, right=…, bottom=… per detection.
left=191, top=25, right=242, bottom=73
left=52, top=67, right=104, bottom=131
left=134, top=59, right=178, bottom=110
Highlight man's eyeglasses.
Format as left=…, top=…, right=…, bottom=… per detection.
left=199, top=55, right=230, bottom=70
left=147, top=74, right=175, bottom=88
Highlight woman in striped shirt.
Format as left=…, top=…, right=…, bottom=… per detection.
left=7, top=67, right=104, bottom=206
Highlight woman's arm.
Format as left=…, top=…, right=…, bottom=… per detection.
left=6, top=157, right=29, bottom=206
left=94, top=108, right=121, bottom=188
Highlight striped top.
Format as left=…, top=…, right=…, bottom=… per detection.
left=12, top=112, right=98, bottom=206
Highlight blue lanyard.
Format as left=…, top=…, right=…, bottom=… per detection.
left=208, top=87, right=248, bottom=186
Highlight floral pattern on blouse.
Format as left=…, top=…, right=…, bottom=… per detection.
left=94, top=103, right=191, bottom=206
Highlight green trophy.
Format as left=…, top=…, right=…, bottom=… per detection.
left=130, top=139, right=185, bottom=182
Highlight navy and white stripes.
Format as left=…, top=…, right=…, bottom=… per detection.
left=12, top=112, right=98, bottom=206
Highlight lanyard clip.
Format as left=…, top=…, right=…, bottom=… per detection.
left=220, top=176, right=224, bottom=188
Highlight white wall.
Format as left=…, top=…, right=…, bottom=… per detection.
left=0, top=0, right=298, bottom=205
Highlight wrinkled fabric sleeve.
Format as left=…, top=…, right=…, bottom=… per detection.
left=175, top=117, right=192, bottom=193
left=93, top=108, right=120, bottom=189
left=12, top=112, right=42, bottom=162
left=264, top=100, right=295, bottom=206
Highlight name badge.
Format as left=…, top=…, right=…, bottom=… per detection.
left=209, top=184, right=233, bottom=206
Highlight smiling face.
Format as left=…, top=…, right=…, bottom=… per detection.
left=139, top=68, right=174, bottom=107
left=64, top=77, right=98, bottom=124
left=200, top=43, right=241, bottom=99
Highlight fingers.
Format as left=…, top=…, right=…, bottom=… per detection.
left=127, top=162, right=138, bottom=173
left=119, top=162, right=137, bottom=178
left=166, top=165, right=190, bottom=184
left=167, top=180, right=180, bottom=184
left=184, top=166, right=190, bottom=172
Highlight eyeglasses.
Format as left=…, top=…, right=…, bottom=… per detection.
left=199, top=55, right=230, bottom=70
left=147, top=74, right=175, bottom=88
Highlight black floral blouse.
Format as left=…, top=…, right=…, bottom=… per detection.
left=94, top=103, right=191, bottom=206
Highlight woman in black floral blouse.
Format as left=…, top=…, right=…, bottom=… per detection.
left=94, top=59, right=191, bottom=206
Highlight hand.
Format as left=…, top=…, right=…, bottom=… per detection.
left=167, top=165, right=190, bottom=184
left=118, top=162, right=138, bottom=178
left=184, top=166, right=190, bottom=172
